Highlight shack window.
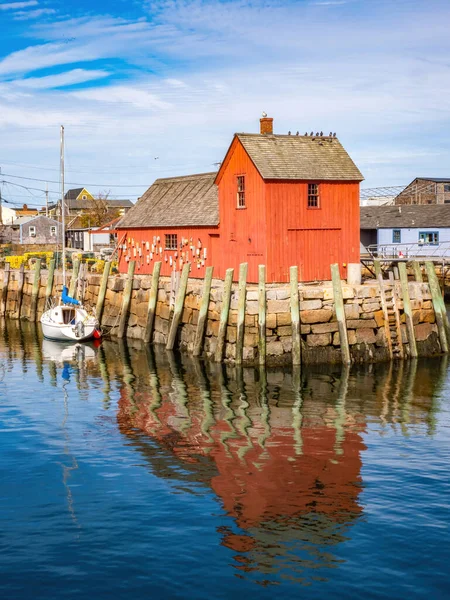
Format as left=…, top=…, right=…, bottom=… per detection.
left=307, top=183, right=320, bottom=208
left=392, top=229, right=401, bottom=243
left=237, top=176, right=246, bottom=208
left=165, top=234, right=178, bottom=250
left=50, top=226, right=57, bottom=236
left=419, top=231, right=439, bottom=245
left=444, top=184, right=450, bottom=192
left=29, top=226, right=36, bottom=237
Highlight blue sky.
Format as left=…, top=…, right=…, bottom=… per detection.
left=0, top=0, right=450, bottom=206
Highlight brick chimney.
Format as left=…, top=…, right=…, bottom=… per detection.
left=260, top=116, right=273, bottom=135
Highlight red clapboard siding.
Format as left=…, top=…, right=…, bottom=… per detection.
left=117, top=226, right=219, bottom=278
left=215, top=138, right=267, bottom=283
left=265, top=181, right=361, bottom=282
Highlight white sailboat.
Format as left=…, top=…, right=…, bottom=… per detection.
left=40, top=126, right=100, bottom=342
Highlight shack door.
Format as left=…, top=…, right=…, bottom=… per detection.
left=288, top=228, right=342, bottom=282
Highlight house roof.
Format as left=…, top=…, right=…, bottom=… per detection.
left=360, top=205, right=450, bottom=229
left=117, top=172, right=219, bottom=229
left=64, top=188, right=84, bottom=200
left=227, top=133, right=364, bottom=182
left=416, top=178, right=450, bottom=183
left=65, top=198, right=133, bottom=210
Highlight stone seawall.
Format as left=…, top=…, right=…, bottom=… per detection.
left=0, top=266, right=443, bottom=365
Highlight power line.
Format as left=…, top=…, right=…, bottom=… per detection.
left=1, top=172, right=148, bottom=188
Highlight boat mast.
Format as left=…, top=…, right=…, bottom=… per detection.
left=60, top=125, right=66, bottom=286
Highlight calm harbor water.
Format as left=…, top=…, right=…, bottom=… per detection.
left=0, top=321, right=449, bottom=599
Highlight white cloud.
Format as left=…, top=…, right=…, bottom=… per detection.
left=14, top=68, right=110, bottom=89
left=0, top=0, right=37, bottom=9
left=13, top=8, right=56, bottom=20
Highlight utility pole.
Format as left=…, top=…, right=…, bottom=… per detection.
left=0, top=167, right=3, bottom=226
left=46, top=182, right=49, bottom=217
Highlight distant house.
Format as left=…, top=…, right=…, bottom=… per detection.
left=12, top=215, right=61, bottom=245
left=66, top=216, right=116, bottom=252
left=62, top=187, right=133, bottom=217
left=360, top=205, right=450, bottom=255
left=12, top=204, right=39, bottom=218
left=116, top=115, right=363, bottom=283
left=395, top=178, right=450, bottom=205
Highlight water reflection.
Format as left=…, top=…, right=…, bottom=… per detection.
left=0, top=319, right=447, bottom=588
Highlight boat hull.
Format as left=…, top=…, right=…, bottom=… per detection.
left=40, top=305, right=99, bottom=342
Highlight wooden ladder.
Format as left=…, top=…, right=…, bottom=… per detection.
left=378, top=275, right=404, bottom=360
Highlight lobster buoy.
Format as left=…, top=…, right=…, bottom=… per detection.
left=93, top=329, right=102, bottom=339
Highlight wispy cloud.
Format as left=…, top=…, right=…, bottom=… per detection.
left=13, top=8, right=56, bottom=20
left=0, top=0, right=38, bottom=9
left=14, top=68, right=110, bottom=89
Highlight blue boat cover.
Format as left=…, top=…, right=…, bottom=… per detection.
left=62, top=285, right=80, bottom=306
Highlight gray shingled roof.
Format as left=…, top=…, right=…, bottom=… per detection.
left=235, top=134, right=364, bottom=181
left=117, top=172, right=219, bottom=229
left=64, top=188, right=84, bottom=200
left=65, top=198, right=133, bottom=210
left=360, top=205, right=450, bottom=229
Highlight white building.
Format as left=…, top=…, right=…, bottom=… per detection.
left=360, top=205, right=450, bottom=257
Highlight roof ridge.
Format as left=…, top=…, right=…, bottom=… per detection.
left=154, top=172, right=217, bottom=184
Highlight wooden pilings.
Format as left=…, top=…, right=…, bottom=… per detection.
left=69, top=259, right=80, bottom=298
left=290, top=266, right=301, bottom=366
left=1, top=263, right=10, bottom=316
left=258, top=265, right=266, bottom=366
left=398, top=262, right=418, bottom=358
left=331, top=263, right=351, bottom=365
left=412, top=260, right=423, bottom=283
left=374, top=259, right=382, bottom=278
left=235, top=263, right=248, bottom=365
left=45, top=259, right=55, bottom=305
left=117, top=260, right=136, bottom=338
left=15, top=264, right=25, bottom=319
left=29, top=259, right=41, bottom=322
left=425, top=261, right=449, bottom=352
left=215, top=268, right=234, bottom=362
left=193, top=266, right=213, bottom=356
left=96, top=260, right=111, bottom=322
left=144, top=261, right=162, bottom=344
left=166, top=263, right=190, bottom=351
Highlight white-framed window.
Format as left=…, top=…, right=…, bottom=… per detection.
left=419, top=231, right=439, bottom=245
left=237, top=175, right=246, bottom=208
left=165, top=234, right=178, bottom=250
left=392, top=229, right=401, bottom=243
left=29, top=226, right=36, bottom=237
left=82, top=194, right=87, bottom=200
left=307, top=183, right=320, bottom=208
left=50, top=226, right=57, bottom=236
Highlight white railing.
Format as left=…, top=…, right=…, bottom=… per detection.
left=366, top=241, right=450, bottom=260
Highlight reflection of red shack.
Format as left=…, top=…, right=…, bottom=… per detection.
left=117, top=380, right=365, bottom=535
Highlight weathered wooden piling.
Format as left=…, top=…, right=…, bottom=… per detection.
left=30, top=260, right=41, bottom=322
left=425, top=261, right=450, bottom=352
left=412, top=260, right=423, bottom=283
left=77, top=262, right=87, bottom=304
left=117, top=260, right=135, bottom=338
left=258, top=265, right=266, bottom=366
left=377, top=274, right=393, bottom=359
left=215, top=268, right=234, bottom=362
left=166, top=263, right=190, bottom=350
left=398, top=262, right=418, bottom=358
left=69, top=259, right=80, bottom=299
left=193, top=265, right=213, bottom=356
left=374, top=259, right=382, bottom=278
left=1, top=263, right=10, bottom=316
left=290, top=266, right=301, bottom=366
left=235, top=263, right=248, bottom=365
left=96, top=260, right=111, bottom=322
left=144, top=261, right=162, bottom=344
left=393, top=265, right=400, bottom=280
left=45, top=259, right=55, bottom=305
left=331, top=263, right=351, bottom=365
left=15, top=264, right=25, bottom=319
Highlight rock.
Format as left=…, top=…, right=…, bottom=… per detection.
left=245, top=314, right=256, bottom=327
left=301, top=288, right=324, bottom=299
left=266, top=313, right=277, bottom=329
left=182, top=307, right=193, bottom=324
left=311, top=322, right=339, bottom=334
left=267, top=299, right=290, bottom=313
left=276, top=288, right=291, bottom=300
left=132, top=277, right=140, bottom=290
left=300, top=308, right=333, bottom=324
left=346, top=319, right=377, bottom=329
left=246, top=300, right=259, bottom=315
left=140, top=276, right=153, bottom=290
left=301, top=324, right=311, bottom=334
left=333, top=330, right=357, bottom=346
left=156, top=303, right=171, bottom=320
left=362, top=302, right=380, bottom=312
left=414, top=322, right=436, bottom=341
left=277, top=313, right=291, bottom=326
left=226, top=326, right=237, bottom=343
left=421, top=309, right=436, bottom=324
left=206, top=320, right=220, bottom=337
left=244, top=332, right=258, bottom=347
left=278, top=325, right=292, bottom=337
left=281, top=337, right=292, bottom=353
left=243, top=347, right=255, bottom=361
left=267, top=341, right=284, bottom=356
left=323, top=286, right=354, bottom=300
left=355, top=328, right=377, bottom=344
left=301, top=299, right=322, bottom=310
left=374, top=310, right=385, bottom=327
left=375, top=328, right=386, bottom=347
left=307, top=333, right=331, bottom=346
left=344, top=303, right=360, bottom=319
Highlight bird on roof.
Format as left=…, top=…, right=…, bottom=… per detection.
left=320, top=131, right=323, bottom=136
left=296, top=131, right=299, bottom=135
left=310, top=131, right=314, bottom=136
left=315, top=132, right=319, bottom=136
left=262, top=111, right=267, bottom=117
left=329, top=132, right=333, bottom=137
left=333, top=132, right=336, bottom=137
left=288, top=131, right=291, bottom=135
left=304, top=132, right=308, bottom=136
